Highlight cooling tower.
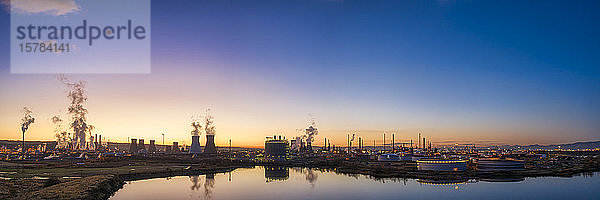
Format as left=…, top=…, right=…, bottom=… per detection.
left=148, top=140, right=156, bottom=153
left=138, top=139, right=146, bottom=153
left=204, top=134, right=217, bottom=155
left=189, top=135, right=203, bottom=154
left=172, top=142, right=179, bottom=153
left=129, top=139, right=138, bottom=154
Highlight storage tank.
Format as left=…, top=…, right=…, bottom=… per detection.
left=417, top=159, right=468, bottom=171
left=378, top=153, right=400, bottom=161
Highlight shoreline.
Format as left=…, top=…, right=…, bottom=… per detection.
left=1, top=156, right=599, bottom=199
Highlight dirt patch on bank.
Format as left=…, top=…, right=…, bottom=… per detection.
left=13, top=175, right=123, bottom=200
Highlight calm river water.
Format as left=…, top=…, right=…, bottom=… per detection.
left=110, top=167, right=599, bottom=200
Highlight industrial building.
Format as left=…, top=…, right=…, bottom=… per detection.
left=476, top=158, right=525, bottom=171
left=417, top=159, right=468, bottom=171
left=265, top=135, right=289, bottom=160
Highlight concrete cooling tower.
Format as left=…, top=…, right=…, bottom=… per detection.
left=204, top=135, right=217, bottom=155
left=129, top=139, right=137, bottom=154
left=148, top=140, right=156, bottom=153
left=189, top=135, right=203, bottom=154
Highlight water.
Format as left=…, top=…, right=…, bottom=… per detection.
left=110, top=167, right=600, bottom=200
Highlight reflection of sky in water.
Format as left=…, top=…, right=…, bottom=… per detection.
left=111, top=167, right=600, bottom=200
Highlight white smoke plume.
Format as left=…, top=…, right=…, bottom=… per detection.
left=58, top=75, right=94, bottom=150
left=291, top=117, right=319, bottom=151
left=304, top=120, right=318, bottom=143
left=52, top=115, right=71, bottom=149
left=21, top=106, right=35, bottom=134
left=204, top=109, right=215, bottom=135
left=191, top=116, right=202, bottom=136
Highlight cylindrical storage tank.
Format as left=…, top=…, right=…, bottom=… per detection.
left=378, top=154, right=400, bottom=161
left=417, top=159, right=468, bottom=171
left=477, top=158, right=525, bottom=171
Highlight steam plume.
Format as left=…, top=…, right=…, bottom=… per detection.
left=52, top=115, right=72, bottom=149
left=204, top=109, right=215, bottom=135
left=304, top=119, right=318, bottom=143
left=58, top=75, right=94, bottom=150
left=191, top=119, right=202, bottom=136
left=21, top=107, right=35, bottom=135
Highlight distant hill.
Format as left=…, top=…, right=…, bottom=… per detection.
left=510, top=141, right=600, bottom=150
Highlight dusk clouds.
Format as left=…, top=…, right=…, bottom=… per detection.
left=4, top=0, right=79, bottom=16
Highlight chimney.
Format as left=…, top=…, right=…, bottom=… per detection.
left=148, top=140, right=156, bottom=153
left=418, top=133, right=421, bottom=149
left=358, top=137, right=361, bottom=149
left=204, top=134, right=217, bottom=155
left=129, top=139, right=138, bottom=154
left=392, top=134, right=395, bottom=151
left=189, top=135, right=203, bottom=154
left=98, top=135, right=102, bottom=146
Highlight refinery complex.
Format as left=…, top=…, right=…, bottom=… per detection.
left=0, top=76, right=599, bottom=200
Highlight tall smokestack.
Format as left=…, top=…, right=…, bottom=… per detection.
left=189, top=135, right=202, bottom=154
left=148, top=140, right=156, bottom=153
left=392, top=134, right=395, bottom=151
left=129, top=139, right=138, bottom=154
left=20, top=107, right=35, bottom=156
left=418, top=133, right=421, bottom=149
left=204, top=135, right=217, bottom=155
left=98, top=135, right=102, bottom=146
left=423, top=138, right=426, bottom=150
left=383, top=133, right=386, bottom=151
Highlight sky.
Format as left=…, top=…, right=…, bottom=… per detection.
left=0, top=0, right=599, bottom=147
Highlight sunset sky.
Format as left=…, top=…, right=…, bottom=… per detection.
left=0, top=0, right=599, bottom=147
